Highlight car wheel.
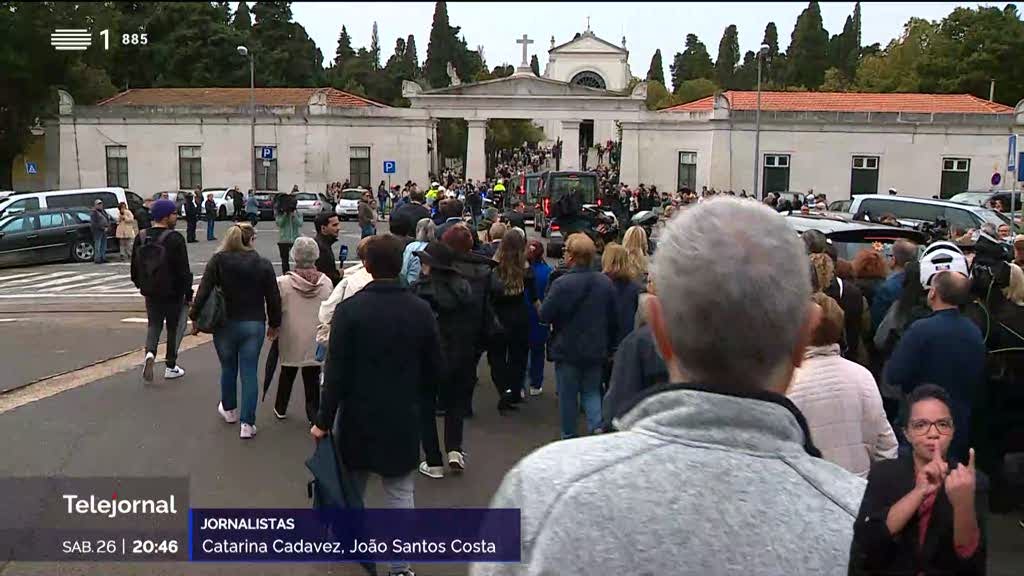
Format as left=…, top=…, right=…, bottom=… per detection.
left=72, top=239, right=95, bottom=262
left=218, top=206, right=227, bottom=220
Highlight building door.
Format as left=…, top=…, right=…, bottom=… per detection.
left=678, top=152, right=697, bottom=192
left=579, top=120, right=594, bottom=170
left=939, top=158, right=970, bottom=199
left=762, top=154, right=790, bottom=195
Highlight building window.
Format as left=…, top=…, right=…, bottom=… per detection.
left=940, top=157, right=970, bottom=199
left=254, top=146, right=278, bottom=191
left=677, top=152, right=697, bottom=192
left=570, top=71, right=607, bottom=90
left=178, top=146, right=202, bottom=190
left=762, top=154, right=790, bottom=195
left=106, top=146, right=128, bottom=188
left=850, top=155, right=879, bottom=195
left=350, top=146, right=370, bottom=189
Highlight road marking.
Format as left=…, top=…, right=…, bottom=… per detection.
left=0, top=318, right=20, bottom=323
left=31, top=272, right=110, bottom=289
left=120, top=317, right=148, bottom=323
left=0, top=272, right=47, bottom=283
left=0, top=333, right=213, bottom=414
left=0, top=271, right=77, bottom=289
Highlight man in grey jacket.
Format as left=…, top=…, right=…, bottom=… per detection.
left=472, top=197, right=867, bottom=576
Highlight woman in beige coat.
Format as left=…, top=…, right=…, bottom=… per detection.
left=115, top=202, right=137, bottom=261
left=274, top=237, right=333, bottom=424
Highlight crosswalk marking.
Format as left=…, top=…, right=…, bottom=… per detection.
left=0, top=271, right=75, bottom=289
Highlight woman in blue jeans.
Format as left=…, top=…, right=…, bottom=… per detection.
left=526, top=239, right=552, bottom=395
left=191, top=223, right=282, bottom=439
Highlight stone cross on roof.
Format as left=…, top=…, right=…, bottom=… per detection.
left=516, top=34, right=534, bottom=67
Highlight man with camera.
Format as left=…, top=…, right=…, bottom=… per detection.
left=275, top=185, right=302, bottom=274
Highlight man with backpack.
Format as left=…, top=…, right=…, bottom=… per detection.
left=130, top=199, right=194, bottom=382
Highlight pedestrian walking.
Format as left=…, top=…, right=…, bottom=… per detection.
left=311, top=234, right=442, bottom=576
left=90, top=199, right=112, bottom=264
left=623, top=225, right=650, bottom=283
left=273, top=237, right=333, bottom=424
left=540, top=233, right=618, bottom=438
left=358, top=190, right=376, bottom=238
left=472, top=197, right=867, bottom=576
left=231, top=186, right=244, bottom=221
left=401, top=218, right=435, bottom=286
left=526, top=240, right=552, bottom=396
left=115, top=202, right=137, bottom=262
left=377, top=180, right=388, bottom=220
left=135, top=199, right=153, bottom=231
left=850, top=385, right=985, bottom=574
left=313, top=212, right=343, bottom=287
left=130, top=199, right=192, bottom=382
left=191, top=223, right=282, bottom=439
left=245, top=190, right=259, bottom=226
left=602, top=243, right=643, bottom=349
left=183, top=187, right=200, bottom=243
left=413, top=241, right=484, bottom=477
left=487, top=229, right=537, bottom=412
left=389, top=190, right=430, bottom=238
left=787, top=292, right=897, bottom=478
left=203, top=194, right=217, bottom=241
left=275, top=190, right=302, bottom=274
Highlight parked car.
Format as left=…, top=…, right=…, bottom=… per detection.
left=334, top=188, right=364, bottom=221
left=199, top=188, right=235, bottom=220
left=0, top=208, right=119, bottom=268
left=252, top=192, right=276, bottom=220
left=841, top=194, right=1015, bottom=234
left=295, top=192, right=332, bottom=220
left=784, top=212, right=927, bottom=260
left=0, top=187, right=143, bottom=221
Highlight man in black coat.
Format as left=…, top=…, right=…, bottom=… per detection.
left=311, top=234, right=442, bottom=575
left=313, top=212, right=342, bottom=287
left=389, top=190, right=431, bottom=238
left=183, top=187, right=200, bottom=243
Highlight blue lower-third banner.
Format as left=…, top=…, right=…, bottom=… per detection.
left=190, top=508, right=520, bottom=562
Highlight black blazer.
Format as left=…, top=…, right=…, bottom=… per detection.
left=849, top=455, right=987, bottom=576
left=315, top=280, right=442, bottom=478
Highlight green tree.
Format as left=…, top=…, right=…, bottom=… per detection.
left=734, top=50, right=757, bottom=90
left=335, top=25, right=354, bottom=66
left=232, top=1, right=251, bottom=33
left=404, top=34, right=419, bottom=72
left=786, top=1, right=829, bottom=89
left=145, top=2, right=249, bottom=88
left=424, top=1, right=459, bottom=88
left=646, top=49, right=665, bottom=84
left=761, top=22, right=783, bottom=84
left=675, top=78, right=719, bottom=104
left=670, top=33, right=714, bottom=92
left=715, top=25, right=740, bottom=89
left=854, top=18, right=934, bottom=92
left=486, top=119, right=544, bottom=152
left=644, top=80, right=682, bottom=110
left=250, top=1, right=323, bottom=87
left=917, top=5, right=1024, bottom=105
left=530, top=54, right=540, bottom=76
left=370, top=21, right=380, bottom=70
left=820, top=67, right=849, bottom=91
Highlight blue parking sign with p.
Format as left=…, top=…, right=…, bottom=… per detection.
left=383, top=160, right=396, bottom=174
left=260, top=146, right=274, bottom=160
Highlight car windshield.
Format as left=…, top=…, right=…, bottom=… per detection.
left=548, top=174, right=597, bottom=204
left=340, top=190, right=362, bottom=201
left=948, top=192, right=992, bottom=206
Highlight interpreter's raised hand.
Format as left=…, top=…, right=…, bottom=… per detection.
left=915, top=449, right=948, bottom=497
left=945, top=448, right=977, bottom=510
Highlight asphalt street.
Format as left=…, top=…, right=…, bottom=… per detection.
left=0, top=216, right=1022, bottom=575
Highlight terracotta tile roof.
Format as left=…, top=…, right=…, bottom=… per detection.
left=96, top=87, right=387, bottom=108
left=661, top=91, right=1014, bottom=114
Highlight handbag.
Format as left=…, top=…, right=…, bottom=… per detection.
left=193, top=257, right=225, bottom=333
left=546, top=273, right=595, bottom=362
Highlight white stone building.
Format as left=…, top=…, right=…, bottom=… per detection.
left=36, top=28, right=1024, bottom=201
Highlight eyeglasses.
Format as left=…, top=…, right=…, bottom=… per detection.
left=908, top=418, right=954, bottom=436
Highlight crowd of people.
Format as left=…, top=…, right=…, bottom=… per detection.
left=121, top=169, right=1024, bottom=575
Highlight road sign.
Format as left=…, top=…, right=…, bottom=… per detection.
left=260, top=146, right=274, bottom=160
left=1010, top=135, right=1018, bottom=172
left=25, top=162, right=37, bottom=175
left=993, top=173, right=1002, bottom=186
left=1019, top=152, right=1024, bottom=182
left=383, top=160, right=396, bottom=174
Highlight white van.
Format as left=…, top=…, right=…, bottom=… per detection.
left=0, top=187, right=145, bottom=220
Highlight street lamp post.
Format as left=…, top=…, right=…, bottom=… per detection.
left=753, top=43, right=769, bottom=201
left=238, top=45, right=255, bottom=192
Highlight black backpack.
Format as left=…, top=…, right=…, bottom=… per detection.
left=135, top=229, right=173, bottom=297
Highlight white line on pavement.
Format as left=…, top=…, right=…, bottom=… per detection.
left=0, top=318, right=20, bottom=323
left=31, top=272, right=110, bottom=290
left=0, top=272, right=47, bottom=283
left=120, top=317, right=148, bottom=323
left=53, top=275, right=132, bottom=291
left=0, top=271, right=77, bottom=288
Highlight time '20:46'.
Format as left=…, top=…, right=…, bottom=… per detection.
left=98, top=29, right=149, bottom=49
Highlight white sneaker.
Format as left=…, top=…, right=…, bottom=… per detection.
left=142, top=352, right=155, bottom=382
left=164, top=366, right=185, bottom=379
left=218, top=402, right=239, bottom=423
left=273, top=408, right=287, bottom=420
left=418, top=461, right=444, bottom=479
left=447, top=451, right=465, bottom=472
left=529, top=387, right=543, bottom=396
left=240, top=423, right=258, bottom=439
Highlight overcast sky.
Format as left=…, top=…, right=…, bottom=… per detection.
left=285, top=2, right=985, bottom=77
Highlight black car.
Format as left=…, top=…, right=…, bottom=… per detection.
left=0, top=208, right=119, bottom=268
left=784, top=213, right=927, bottom=260
left=253, top=192, right=276, bottom=221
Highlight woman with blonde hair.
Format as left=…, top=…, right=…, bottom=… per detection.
left=115, top=201, right=137, bottom=261
left=488, top=228, right=538, bottom=412
left=191, top=223, right=281, bottom=439
left=602, top=243, right=643, bottom=349
left=273, top=237, right=333, bottom=424
left=622, top=226, right=649, bottom=282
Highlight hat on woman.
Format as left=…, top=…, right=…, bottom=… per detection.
left=414, top=241, right=456, bottom=273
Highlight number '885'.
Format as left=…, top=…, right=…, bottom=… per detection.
left=122, top=33, right=148, bottom=45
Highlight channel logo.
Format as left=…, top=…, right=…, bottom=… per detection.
left=50, top=29, right=92, bottom=51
